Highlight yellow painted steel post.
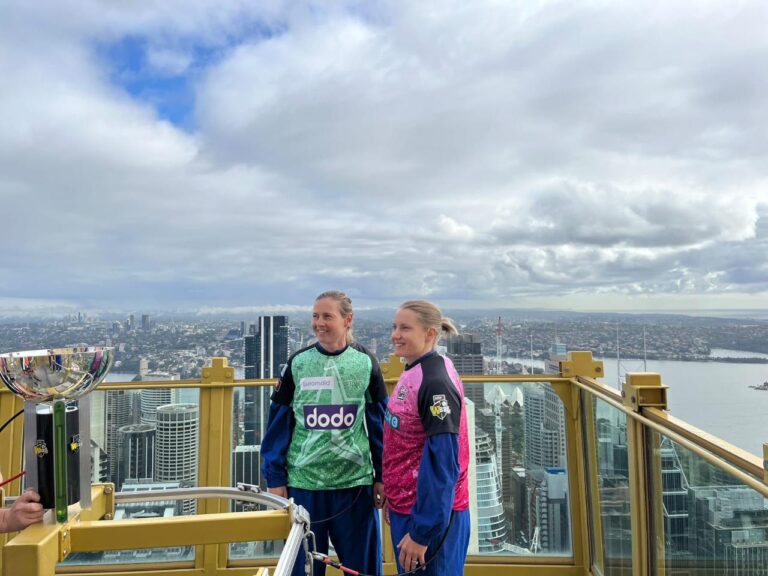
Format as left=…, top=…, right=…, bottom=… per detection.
left=581, top=390, right=605, bottom=574
left=557, top=351, right=605, bottom=576
left=0, top=389, right=24, bottom=575
left=622, top=372, right=668, bottom=576
left=379, top=353, right=404, bottom=573
left=197, top=357, right=235, bottom=573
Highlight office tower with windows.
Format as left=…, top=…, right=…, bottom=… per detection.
left=446, top=333, right=485, bottom=412
left=473, top=429, right=508, bottom=552
left=118, top=423, right=156, bottom=490
left=155, top=404, right=199, bottom=514
left=141, top=314, right=151, bottom=331
left=232, top=445, right=262, bottom=512
left=105, top=390, right=133, bottom=483
left=243, top=315, right=289, bottom=446
left=139, top=375, right=180, bottom=425
left=523, top=385, right=566, bottom=470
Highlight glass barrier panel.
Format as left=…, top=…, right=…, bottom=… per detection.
left=61, top=385, right=199, bottom=567
left=465, top=380, right=572, bottom=557
left=581, top=392, right=632, bottom=576
left=647, top=431, right=768, bottom=575
left=229, top=383, right=284, bottom=562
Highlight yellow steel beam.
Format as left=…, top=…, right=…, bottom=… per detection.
left=2, top=514, right=60, bottom=576
left=69, top=510, right=290, bottom=552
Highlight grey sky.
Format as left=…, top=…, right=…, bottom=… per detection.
left=1, top=0, right=767, bottom=316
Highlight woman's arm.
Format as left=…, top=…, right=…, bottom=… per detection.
left=260, top=403, right=295, bottom=490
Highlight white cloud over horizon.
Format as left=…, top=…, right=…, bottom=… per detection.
left=2, top=0, right=768, bottom=315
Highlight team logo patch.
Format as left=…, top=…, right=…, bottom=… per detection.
left=303, top=404, right=358, bottom=430
left=430, top=395, right=451, bottom=420
left=385, top=409, right=400, bottom=430
left=396, top=386, right=408, bottom=401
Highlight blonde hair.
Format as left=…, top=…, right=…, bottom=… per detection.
left=315, top=290, right=354, bottom=343
left=398, top=300, right=457, bottom=348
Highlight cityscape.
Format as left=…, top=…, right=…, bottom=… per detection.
left=2, top=310, right=768, bottom=570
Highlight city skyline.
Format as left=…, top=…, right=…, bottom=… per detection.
left=2, top=1, right=768, bottom=314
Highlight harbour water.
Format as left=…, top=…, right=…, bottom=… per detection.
left=500, top=354, right=768, bottom=457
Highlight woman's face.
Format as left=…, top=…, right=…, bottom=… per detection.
left=312, top=297, right=351, bottom=352
left=391, top=307, right=436, bottom=365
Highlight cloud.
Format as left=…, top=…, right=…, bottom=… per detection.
left=1, top=0, right=768, bottom=313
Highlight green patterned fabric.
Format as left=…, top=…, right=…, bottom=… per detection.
left=287, top=345, right=374, bottom=489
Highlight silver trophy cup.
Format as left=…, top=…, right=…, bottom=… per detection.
left=0, top=347, right=114, bottom=522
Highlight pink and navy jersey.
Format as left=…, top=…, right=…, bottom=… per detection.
left=383, top=352, right=469, bottom=515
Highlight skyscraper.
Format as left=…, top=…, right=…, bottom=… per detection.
left=105, top=390, right=133, bottom=483
left=243, top=316, right=289, bottom=445
left=118, top=423, right=156, bottom=490
left=446, top=333, right=485, bottom=409
left=155, top=404, right=199, bottom=514
left=473, top=429, right=508, bottom=552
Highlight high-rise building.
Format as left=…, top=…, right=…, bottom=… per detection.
left=232, top=445, right=262, bottom=512
left=155, top=404, right=199, bottom=515
left=545, top=340, right=568, bottom=374
left=118, top=423, right=156, bottom=490
left=473, top=429, right=508, bottom=552
left=138, top=374, right=180, bottom=425
left=243, top=316, right=289, bottom=446
left=528, top=468, right=570, bottom=553
left=446, top=333, right=485, bottom=410
left=689, top=485, right=768, bottom=574
left=105, top=390, right=133, bottom=483
left=141, top=314, right=151, bottom=331
left=523, top=384, right=566, bottom=470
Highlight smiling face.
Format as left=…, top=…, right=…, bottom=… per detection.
left=312, top=297, right=352, bottom=352
left=391, top=307, right=437, bottom=365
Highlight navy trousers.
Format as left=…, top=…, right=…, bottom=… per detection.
left=288, top=485, right=381, bottom=576
left=389, top=509, right=470, bottom=576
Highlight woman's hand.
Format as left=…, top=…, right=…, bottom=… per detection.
left=397, top=532, right=427, bottom=572
left=267, top=486, right=288, bottom=499
left=373, top=482, right=386, bottom=509
left=1, top=489, right=44, bottom=533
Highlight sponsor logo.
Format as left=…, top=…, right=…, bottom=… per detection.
left=396, top=386, right=408, bottom=401
left=300, top=376, right=336, bottom=391
left=430, top=394, right=451, bottom=420
left=303, top=404, right=358, bottom=430
left=34, top=440, right=48, bottom=458
left=384, top=409, right=400, bottom=430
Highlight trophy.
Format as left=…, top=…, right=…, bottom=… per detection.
left=0, top=347, right=114, bottom=522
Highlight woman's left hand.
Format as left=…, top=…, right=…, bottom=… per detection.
left=397, top=533, right=427, bottom=571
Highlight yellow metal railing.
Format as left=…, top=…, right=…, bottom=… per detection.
left=1, top=351, right=767, bottom=576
